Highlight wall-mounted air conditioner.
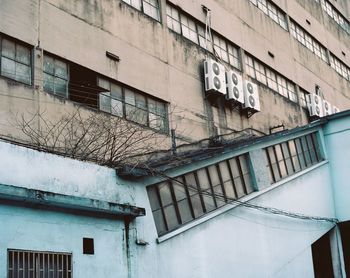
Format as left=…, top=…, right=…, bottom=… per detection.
left=243, top=80, right=260, bottom=111
left=333, top=105, right=340, bottom=114
left=226, top=70, right=244, bottom=104
left=322, top=99, right=332, bottom=116
left=308, top=93, right=323, bottom=117
left=204, top=58, right=226, bottom=95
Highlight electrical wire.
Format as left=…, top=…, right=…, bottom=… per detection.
left=149, top=167, right=339, bottom=225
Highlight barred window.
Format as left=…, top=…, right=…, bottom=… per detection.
left=43, top=55, right=69, bottom=98
left=7, top=249, right=72, bottom=278
left=147, top=154, right=254, bottom=235
left=122, top=0, right=160, bottom=21
left=98, top=78, right=168, bottom=133
left=265, top=133, right=323, bottom=183
left=0, top=36, right=31, bottom=85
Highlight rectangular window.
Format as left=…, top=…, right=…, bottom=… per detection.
left=98, top=78, right=168, bottom=133
left=148, top=154, right=254, bottom=235
left=122, top=0, right=160, bottom=21
left=250, top=0, right=288, bottom=30
left=180, top=15, right=199, bottom=44
left=265, top=133, right=324, bottom=183
left=213, top=34, right=229, bottom=63
left=0, top=37, right=32, bottom=85
left=166, top=5, right=181, bottom=34
left=43, top=55, right=69, bottom=98
left=7, top=249, right=72, bottom=278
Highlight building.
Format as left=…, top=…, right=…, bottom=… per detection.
left=1, top=109, right=350, bottom=277
left=0, top=0, right=349, bottom=144
left=1, top=0, right=350, bottom=277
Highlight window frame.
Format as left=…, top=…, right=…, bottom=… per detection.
left=98, top=77, right=169, bottom=133
left=265, top=133, right=324, bottom=183
left=121, top=0, right=161, bottom=22
left=147, top=153, right=254, bottom=236
left=0, top=35, right=32, bottom=86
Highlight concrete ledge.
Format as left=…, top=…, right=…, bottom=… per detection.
left=0, top=183, right=145, bottom=218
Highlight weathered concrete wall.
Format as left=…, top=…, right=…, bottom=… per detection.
left=0, top=0, right=349, bottom=143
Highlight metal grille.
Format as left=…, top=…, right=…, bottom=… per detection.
left=8, top=249, right=72, bottom=278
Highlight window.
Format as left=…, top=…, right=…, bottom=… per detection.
left=147, top=154, right=254, bottom=235
left=122, top=0, right=160, bottom=21
left=43, top=55, right=69, bottom=98
left=250, top=0, right=288, bottom=30
left=329, top=53, right=350, bottom=81
left=98, top=78, right=168, bottom=132
left=315, top=0, right=350, bottom=35
left=166, top=4, right=241, bottom=70
left=290, top=21, right=329, bottom=65
left=7, top=249, right=72, bottom=278
left=245, top=54, right=297, bottom=102
left=265, top=133, right=323, bottom=183
left=180, top=15, right=198, bottom=44
left=0, top=36, right=31, bottom=85
left=166, top=5, right=181, bottom=33
left=299, top=88, right=310, bottom=108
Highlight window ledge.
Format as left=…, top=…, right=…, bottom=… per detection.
left=157, top=160, right=328, bottom=243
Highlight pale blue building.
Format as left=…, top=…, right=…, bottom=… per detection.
left=1, top=110, right=350, bottom=277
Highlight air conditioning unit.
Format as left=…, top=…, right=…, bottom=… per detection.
left=204, top=58, right=226, bottom=95
left=226, top=70, right=244, bottom=104
left=333, top=105, right=340, bottom=114
left=322, top=99, right=332, bottom=116
left=307, top=93, right=323, bottom=117
left=243, top=80, right=260, bottom=111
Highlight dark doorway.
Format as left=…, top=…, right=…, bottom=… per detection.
left=339, top=222, right=350, bottom=276
left=312, top=231, right=334, bottom=278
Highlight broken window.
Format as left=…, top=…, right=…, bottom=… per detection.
left=0, top=36, right=31, bottom=85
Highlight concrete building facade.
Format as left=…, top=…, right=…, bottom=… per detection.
left=1, top=0, right=350, bottom=277
left=0, top=0, right=349, bottom=144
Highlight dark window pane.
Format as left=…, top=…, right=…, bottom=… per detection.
left=301, top=136, right=312, bottom=166
left=234, top=177, right=245, bottom=198
left=208, top=165, right=225, bottom=206
left=177, top=199, right=193, bottom=223
left=312, top=133, right=323, bottom=162
left=288, top=140, right=301, bottom=172
left=218, top=161, right=236, bottom=200
left=147, top=186, right=161, bottom=210
left=153, top=209, right=167, bottom=234
left=163, top=204, right=179, bottom=230
left=158, top=182, right=173, bottom=206
left=243, top=173, right=254, bottom=194
left=307, top=134, right=317, bottom=164
left=196, top=168, right=216, bottom=211
left=295, top=138, right=307, bottom=169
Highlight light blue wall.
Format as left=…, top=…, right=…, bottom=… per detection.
left=0, top=204, right=127, bottom=278
left=323, top=115, right=350, bottom=221
left=0, top=122, right=342, bottom=278
left=134, top=163, right=336, bottom=278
